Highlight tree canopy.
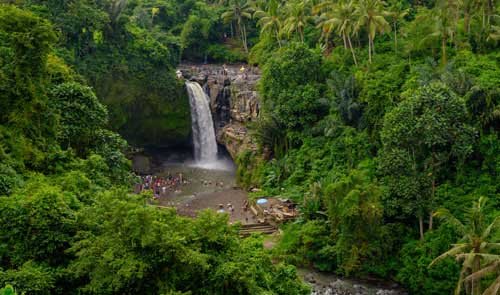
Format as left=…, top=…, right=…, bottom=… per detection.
left=1, top=0, right=499, bottom=294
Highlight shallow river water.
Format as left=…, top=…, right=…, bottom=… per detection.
left=133, top=147, right=253, bottom=221
left=133, top=148, right=406, bottom=295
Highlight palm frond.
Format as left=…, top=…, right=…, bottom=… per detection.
left=484, top=243, right=500, bottom=251
left=454, top=263, right=468, bottom=295
left=433, top=208, right=466, bottom=235
left=481, top=216, right=499, bottom=240
left=483, top=275, right=500, bottom=295
left=456, top=253, right=500, bottom=265
left=464, top=260, right=500, bottom=282
left=429, top=243, right=469, bottom=267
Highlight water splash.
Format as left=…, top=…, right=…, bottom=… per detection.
left=185, top=81, right=219, bottom=166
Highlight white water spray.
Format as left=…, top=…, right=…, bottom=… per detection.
left=185, top=81, right=219, bottom=166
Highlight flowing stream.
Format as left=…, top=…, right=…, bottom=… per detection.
left=186, top=81, right=218, bottom=167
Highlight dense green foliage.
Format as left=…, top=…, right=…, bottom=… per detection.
left=12, top=0, right=199, bottom=147
left=379, top=82, right=475, bottom=239
left=1, top=0, right=500, bottom=294
left=235, top=0, right=500, bottom=294
left=10, top=0, right=242, bottom=147
left=0, top=5, right=308, bottom=294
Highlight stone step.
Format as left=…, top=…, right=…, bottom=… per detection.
left=240, top=229, right=276, bottom=236
left=240, top=223, right=277, bottom=236
left=241, top=223, right=274, bottom=229
left=240, top=226, right=275, bottom=232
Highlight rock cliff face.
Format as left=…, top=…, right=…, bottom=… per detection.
left=178, top=64, right=260, bottom=160
left=96, top=70, right=191, bottom=148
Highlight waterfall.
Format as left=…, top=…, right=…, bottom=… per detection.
left=186, top=81, right=218, bottom=164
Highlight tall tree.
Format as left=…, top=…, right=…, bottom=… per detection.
left=355, top=0, right=390, bottom=63
left=385, top=0, right=408, bottom=53
left=430, top=197, right=500, bottom=295
left=315, top=0, right=358, bottom=64
left=379, top=82, right=475, bottom=240
left=283, top=0, right=311, bottom=43
left=312, top=0, right=336, bottom=47
left=221, top=0, right=253, bottom=52
left=460, top=0, right=479, bottom=35
left=0, top=5, right=58, bottom=147
left=325, top=167, right=383, bottom=275
left=419, top=0, right=459, bottom=64
left=479, top=0, right=496, bottom=29
left=254, top=0, right=283, bottom=48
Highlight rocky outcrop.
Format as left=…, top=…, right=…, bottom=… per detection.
left=178, top=64, right=260, bottom=159
left=218, top=122, right=256, bottom=160
left=302, top=271, right=407, bottom=295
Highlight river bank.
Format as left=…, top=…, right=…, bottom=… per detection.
left=132, top=148, right=407, bottom=295
left=132, top=148, right=256, bottom=223
left=299, top=268, right=407, bottom=295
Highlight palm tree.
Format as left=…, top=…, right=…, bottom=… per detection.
left=313, top=0, right=335, bottom=47
left=221, top=0, right=254, bottom=52
left=327, top=70, right=361, bottom=127
left=464, top=260, right=500, bottom=295
left=315, top=1, right=358, bottom=64
left=252, top=114, right=288, bottom=158
left=478, top=0, right=495, bottom=29
left=109, top=0, right=127, bottom=24
left=283, top=0, right=311, bottom=43
left=355, top=0, right=390, bottom=63
left=459, top=0, right=480, bottom=35
left=254, top=0, right=283, bottom=47
left=421, top=0, right=458, bottom=64
left=385, top=0, right=408, bottom=53
left=429, top=197, right=500, bottom=295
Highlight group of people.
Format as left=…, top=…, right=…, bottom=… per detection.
left=139, top=173, right=185, bottom=198
left=189, top=64, right=258, bottom=79
left=217, top=203, right=235, bottom=216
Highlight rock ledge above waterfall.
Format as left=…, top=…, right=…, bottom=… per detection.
left=178, top=64, right=260, bottom=159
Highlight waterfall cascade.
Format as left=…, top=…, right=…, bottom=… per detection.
left=185, top=81, right=218, bottom=165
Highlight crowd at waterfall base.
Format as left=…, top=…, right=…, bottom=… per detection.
left=136, top=174, right=188, bottom=198
left=131, top=149, right=300, bottom=229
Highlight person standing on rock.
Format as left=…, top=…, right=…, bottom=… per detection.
left=239, top=66, right=247, bottom=79
left=227, top=203, right=234, bottom=218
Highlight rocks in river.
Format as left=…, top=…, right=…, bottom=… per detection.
left=304, top=272, right=407, bottom=295
left=353, top=284, right=368, bottom=294
left=329, top=279, right=355, bottom=294
left=310, top=285, right=407, bottom=295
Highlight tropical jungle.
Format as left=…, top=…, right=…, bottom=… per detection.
left=0, top=0, right=499, bottom=294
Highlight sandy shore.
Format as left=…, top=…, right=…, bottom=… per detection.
left=169, top=188, right=255, bottom=224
